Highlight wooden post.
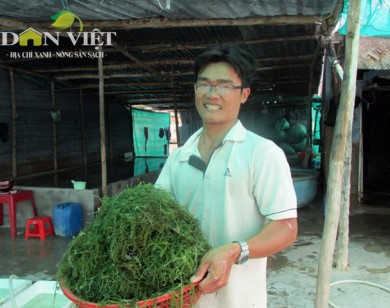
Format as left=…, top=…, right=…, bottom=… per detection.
left=108, top=104, right=114, bottom=180
left=98, top=41, right=107, bottom=196
left=315, top=0, right=361, bottom=306
left=305, top=38, right=321, bottom=168
left=79, top=89, right=88, bottom=179
left=302, top=76, right=314, bottom=169
left=336, top=126, right=352, bottom=270
left=173, top=80, right=181, bottom=147
left=51, top=81, right=58, bottom=186
left=9, top=69, right=17, bottom=178
left=358, top=103, right=364, bottom=203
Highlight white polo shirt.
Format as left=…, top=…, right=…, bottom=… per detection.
left=155, top=120, right=297, bottom=308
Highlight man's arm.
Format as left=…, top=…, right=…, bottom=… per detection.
left=191, top=218, right=298, bottom=294
left=246, top=217, right=298, bottom=258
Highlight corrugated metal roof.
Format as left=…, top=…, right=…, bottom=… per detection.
left=0, top=0, right=344, bottom=109
left=0, top=0, right=340, bottom=21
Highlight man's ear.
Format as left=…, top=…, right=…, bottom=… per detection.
left=241, top=87, right=251, bottom=104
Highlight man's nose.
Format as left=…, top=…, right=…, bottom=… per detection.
left=206, top=85, right=219, bottom=95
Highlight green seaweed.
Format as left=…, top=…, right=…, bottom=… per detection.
left=57, top=183, right=210, bottom=307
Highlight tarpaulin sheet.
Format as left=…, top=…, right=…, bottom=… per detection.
left=131, top=108, right=170, bottom=156
left=338, top=0, right=390, bottom=37
left=133, top=157, right=167, bottom=176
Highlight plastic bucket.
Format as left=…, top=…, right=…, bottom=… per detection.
left=71, top=180, right=86, bottom=190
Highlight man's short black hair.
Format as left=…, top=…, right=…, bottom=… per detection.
left=194, top=46, right=256, bottom=88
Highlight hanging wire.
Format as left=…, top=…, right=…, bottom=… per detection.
left=156, top=0, right=164, bottom=10
left=61, top=0, right=70, bottom=11
left=60, top=0, right=72, bottom=31
left=156, top=0, right=172, bottom=11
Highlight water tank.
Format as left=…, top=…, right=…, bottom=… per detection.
left=53, top=202, right=83, bottom=237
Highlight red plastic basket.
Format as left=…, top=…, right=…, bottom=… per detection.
left=61, top=281, right=200, bottom=308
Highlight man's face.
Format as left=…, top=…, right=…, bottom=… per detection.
left=195, top=62, right=251, bottom=126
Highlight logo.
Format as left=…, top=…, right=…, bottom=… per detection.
left=1, top=10, right=116, bottom=59
left=224, top=168, right=231, bottom=177
left=51, top=10, right=83, bottom=32
left=19, top=28, right=42, bottom=47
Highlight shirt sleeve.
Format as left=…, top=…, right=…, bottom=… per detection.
left=154, top=150, right=176, bottom=196
left=253, top=144, right=297, bottom=221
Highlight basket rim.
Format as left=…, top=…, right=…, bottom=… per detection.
left=60, top=280, right=199, bottom=308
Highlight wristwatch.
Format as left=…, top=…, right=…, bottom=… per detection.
left=233, top=240, right=250, bottom=264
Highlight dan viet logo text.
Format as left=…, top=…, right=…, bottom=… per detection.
left=8, top=50, right=106, bottom=59
left=1, top=10, right=116, bottom=59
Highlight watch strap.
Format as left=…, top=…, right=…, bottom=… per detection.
left=233, top=240, right=250, bottom=264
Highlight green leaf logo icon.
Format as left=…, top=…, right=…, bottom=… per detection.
left=50, top=10, right=83, bottom=32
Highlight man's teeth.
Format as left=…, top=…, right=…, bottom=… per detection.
left=205, top=104, right=221, bottom=110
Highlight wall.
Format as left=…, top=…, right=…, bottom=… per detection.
left=0, top=68, right=132, bottom=185
left=322, top=64, right=390, bottom=208
left=1, top=186, right=97, bottom=231
left=357, top=70, right=390, bottom=204
left=172, top=104, right=309, bottom=154
left=0, top=170, right=159, bottom=233
left=104, top=170, right=160, bottom=196
left=240, top=105, right=309, bottom=157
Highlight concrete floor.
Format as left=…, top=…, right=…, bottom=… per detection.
left=1, top=193, right=389, bottom=307
left=0, top=227, right=71, bottom=281
left=267, top=194, right=390, bottom=307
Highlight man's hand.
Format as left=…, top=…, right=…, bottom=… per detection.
left=190, top=218, right=298, bottom=294
left=190, top=243, right=241, bottom=294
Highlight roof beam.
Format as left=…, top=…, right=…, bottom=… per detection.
left=109, top=39, right=158, bottom=75
left=12, top=16, right=323, bottom=32
left=84, top=16, right=320, bottom=29
left=0, top=63, right=76, bottom=88
left=54, top=62, right=311, bottom=80
left=0, top=16, right=30, bottom=30
left=34, top=54, right=313, bottom=73
left=78, top=75, right=309, bottom=89
left=34, top=59, right=193, bottom=73
left=134, top=35, right=317, bottom=52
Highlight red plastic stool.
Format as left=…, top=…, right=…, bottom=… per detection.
left=25, top=216, right=55, bottom=240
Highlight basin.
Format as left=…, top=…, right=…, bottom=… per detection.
left=1, top=280, right=72, bottom=308
left=291, top=168, right=319, bottom=208
left=0, top=278, right=32, bottom=305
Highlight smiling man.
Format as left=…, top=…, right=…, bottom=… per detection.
left=155, top=46, right=298, bottom=307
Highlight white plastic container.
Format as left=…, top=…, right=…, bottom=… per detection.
left=2, top=280, right=73, bottom=308
left=0, top=278, right=32, bottom=305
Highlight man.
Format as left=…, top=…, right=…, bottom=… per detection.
left=155, top=46, right=297, bottom=307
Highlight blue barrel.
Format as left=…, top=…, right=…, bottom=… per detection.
left=53, top=202, right=83, bottom=237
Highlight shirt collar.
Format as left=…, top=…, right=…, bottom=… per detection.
left=223, top=120, right=246, bottom=143
left=178, top=120, right=247, bottom=161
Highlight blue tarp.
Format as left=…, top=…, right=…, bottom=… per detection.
left=338, top=0, right=390, bottom=37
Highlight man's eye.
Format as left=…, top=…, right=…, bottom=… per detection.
left=220, top=85, right=234, bottom=90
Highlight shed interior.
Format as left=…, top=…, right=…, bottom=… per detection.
left=0, top=0, right=346, bottom=188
